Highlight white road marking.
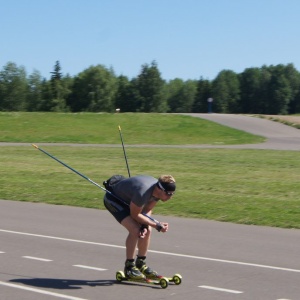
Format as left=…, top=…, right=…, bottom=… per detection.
left=0, top=280, right=87, bottom=300
left=1, top=228, right=300, bottom=274
left=0, top=229, right=124, bottom=248
left=73, top=264, right=107, bottom=271
left=199, top=285, right=243, bottom=294
left=23, top=256, right=53, bottom=262
left=150, top=249, right=300, bottom=273
left=0, top=251, right=5, bottom=253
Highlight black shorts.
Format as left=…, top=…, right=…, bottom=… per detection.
left=103, top=193, right=130, bottom=223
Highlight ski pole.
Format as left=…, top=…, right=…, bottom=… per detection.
left=118, top=125, right=131, bottom=177
left=31, top=144, right=160, bottom=224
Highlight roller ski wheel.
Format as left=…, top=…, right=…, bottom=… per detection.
left=116, top=271, right=126, bottom=282
left=155, top=273, right=182, bottom=285
left=170, top=274, right=182, bottom=285
left=159, top=277, right=169, bottom=289
left=116, top=271, right=169, bottom=289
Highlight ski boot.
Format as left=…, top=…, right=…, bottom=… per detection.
left=124, top=260, right=146, bottom=280
left=136, top=257, right=161, bottom=280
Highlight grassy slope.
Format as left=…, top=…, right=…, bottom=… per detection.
left=0, top=112, right=264, bottom=144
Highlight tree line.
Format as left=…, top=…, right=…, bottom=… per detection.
left=1, top=60, right=300, bottom=114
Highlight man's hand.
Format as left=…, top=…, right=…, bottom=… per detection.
left=156, top=222, right=168, bottom=232
left=139, top=224, right=149, bottom=238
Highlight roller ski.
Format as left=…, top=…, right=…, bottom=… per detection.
left=116, top=260, right=168, bottom=288
left=116, top=270, right=169, bottom=289
left=139, top=271, right=182, bottom=285
left=135, top=257, right=182, bottom=285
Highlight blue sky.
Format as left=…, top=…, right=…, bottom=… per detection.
left=1, top=0, right=300, bottom=81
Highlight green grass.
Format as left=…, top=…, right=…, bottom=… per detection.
left=0, top=112, right=264, bottom=145
left=1, top=112, right=299, bottom=229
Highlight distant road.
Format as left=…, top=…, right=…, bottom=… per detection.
left=182, top=113, right=300, bottom=150
left=1, top=113, right=300, bottom=150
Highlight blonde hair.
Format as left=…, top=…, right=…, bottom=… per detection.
left=158, top=175, right=175, bottom=184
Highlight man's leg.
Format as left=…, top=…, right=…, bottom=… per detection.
left=135, top=227, right=160, bottom=279
left=121, top=216, right=141, bottom=259
left=121, top=216, right=146, bottom=279
left=137, top=226, right=151, bottom=256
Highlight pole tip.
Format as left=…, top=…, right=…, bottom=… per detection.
left=118, top=125, right=121, bottom=130
left=32, top=144, right=38, bottom=149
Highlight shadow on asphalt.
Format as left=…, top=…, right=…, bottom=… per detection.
left=9, top=278, right=115, bottom=289
left=9, top=277, right=163, bottom=289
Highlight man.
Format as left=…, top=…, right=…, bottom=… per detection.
left=103, top=174, right=176, bottom=280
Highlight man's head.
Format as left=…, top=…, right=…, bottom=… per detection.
left=156, top=175, right=176, bottom=200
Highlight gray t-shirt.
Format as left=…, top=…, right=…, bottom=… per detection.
left=112, top=175, right=157, bottom=207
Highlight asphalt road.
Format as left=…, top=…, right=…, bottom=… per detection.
left=1, top=200, right=300, bottom=300
left=183, top=113, right=300, bottom=150
left=1, top=114, right=300, bottom=299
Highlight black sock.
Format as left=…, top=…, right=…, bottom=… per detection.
left=137, top=256, right=146, bottom=261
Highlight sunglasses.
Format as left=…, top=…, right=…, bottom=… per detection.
left=158, top=183, right=175, bottom=196
left=164, top=190, right=175, bottom=196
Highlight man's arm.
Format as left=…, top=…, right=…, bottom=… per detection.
left=130, top=201, right=158, bottom=228
left=130, top=201, right=168, bottom=232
